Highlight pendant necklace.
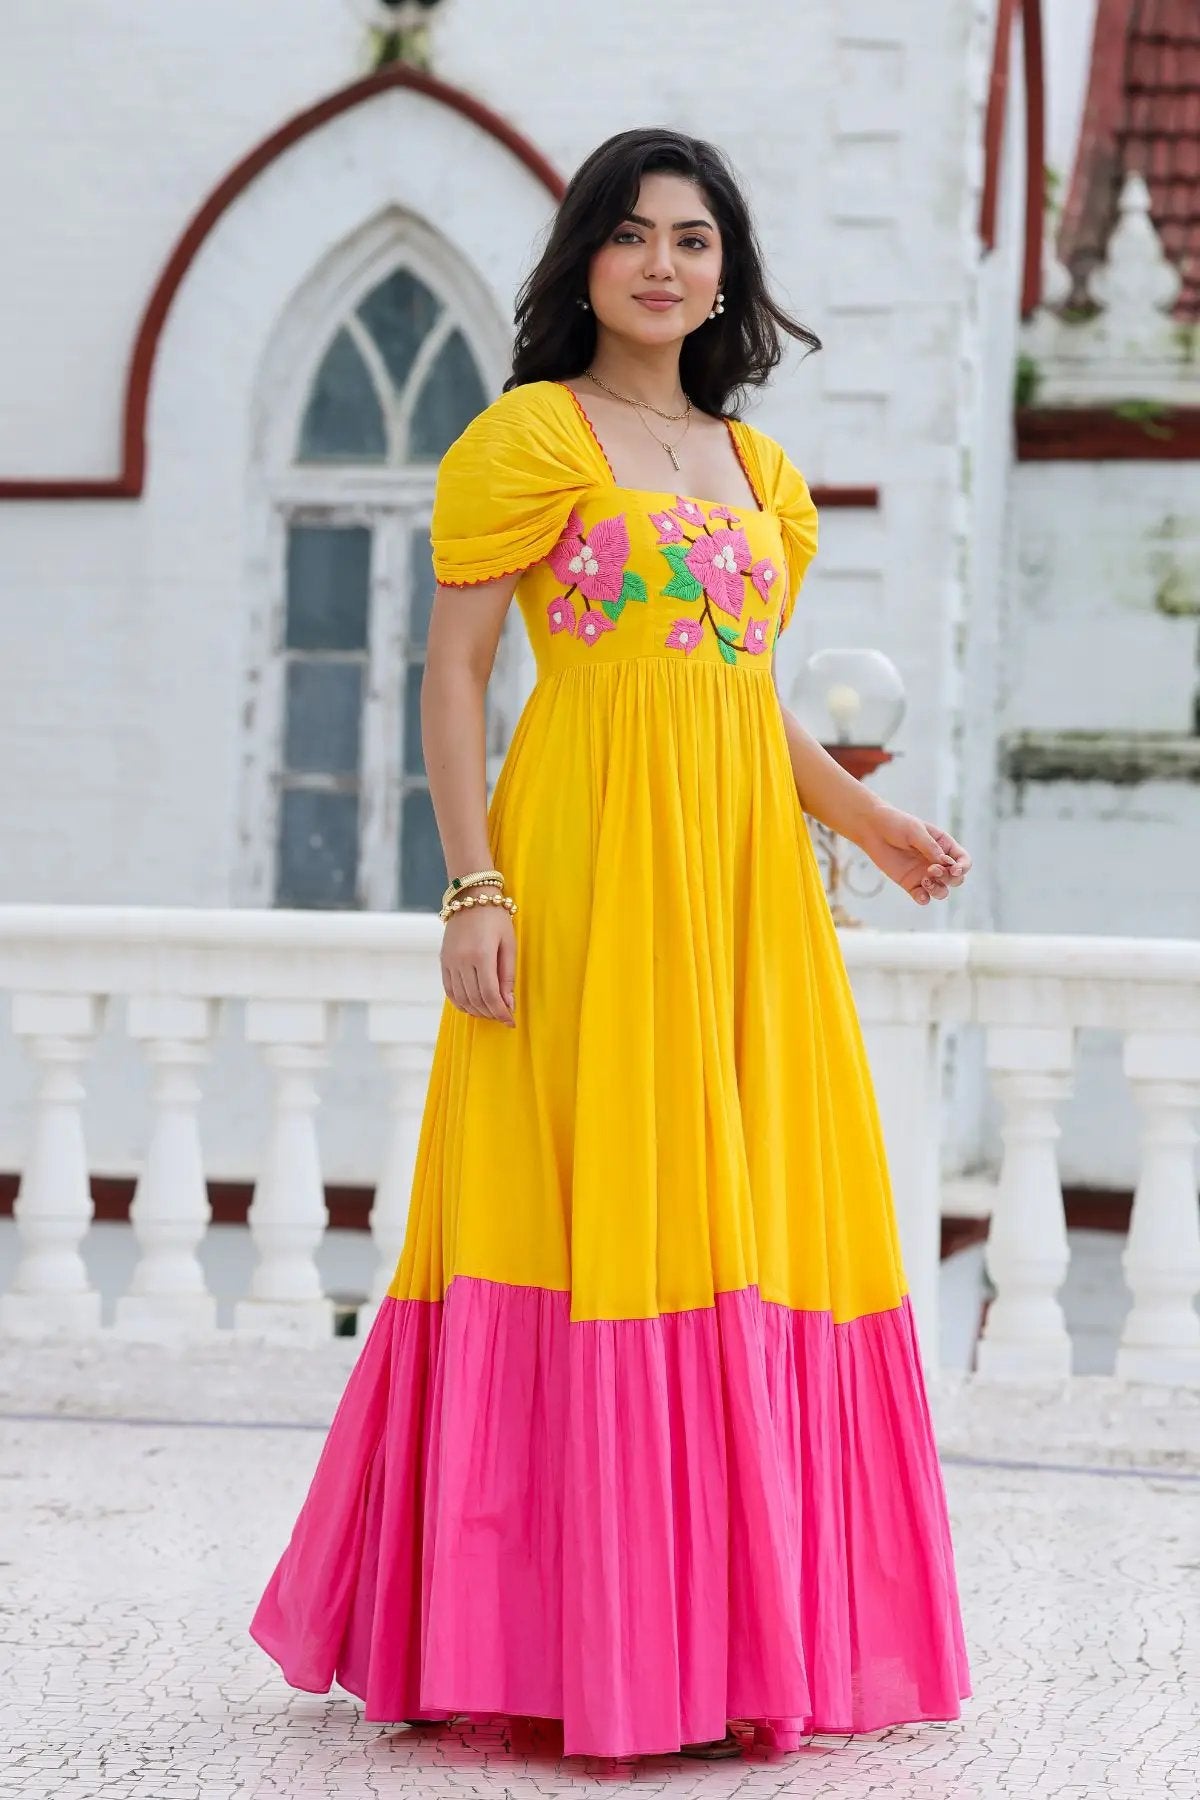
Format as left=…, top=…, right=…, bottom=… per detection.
left=634, top=404, right=691, bottom=472
left=583, top=369, right=692, bottom=472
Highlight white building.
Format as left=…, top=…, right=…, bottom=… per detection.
left=1, top=0, right=1197, bottom=1205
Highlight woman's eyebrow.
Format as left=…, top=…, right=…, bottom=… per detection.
left=625, top=212, right=715, bottom=231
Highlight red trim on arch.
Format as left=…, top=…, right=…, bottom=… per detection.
left=0, top=67, right=566, bottom=502
left=979, top=0, right=1046, bottom=317
left=1019, top=0, right=1046, bottom=316
left=980, top=0, right=1020, bottom=254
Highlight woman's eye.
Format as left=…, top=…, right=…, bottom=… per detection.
left=679, top=236, right=710, bottom=251
left=613, top=230, right=642, bottom=244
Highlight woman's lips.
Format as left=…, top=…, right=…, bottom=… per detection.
left=633, top=294, right=682, bottom=311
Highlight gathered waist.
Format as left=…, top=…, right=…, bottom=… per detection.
left=531, top=650, right=778, bottom=691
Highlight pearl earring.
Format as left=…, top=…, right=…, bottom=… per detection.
left=709, top=288, right=725, bottom=320
left=577, top=296, right=591, bottom=311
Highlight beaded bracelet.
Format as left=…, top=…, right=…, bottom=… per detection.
left=439, top=889, right=518, bottom=925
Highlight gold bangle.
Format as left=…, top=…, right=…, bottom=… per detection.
left=444, top=867, right=504, bottom=898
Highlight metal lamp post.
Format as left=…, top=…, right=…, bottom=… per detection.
left=792, top=648, right=907, bottom=927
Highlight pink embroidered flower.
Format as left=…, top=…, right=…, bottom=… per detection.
left=576, top=608, right=617, bottom=646
left=670, top=496, right=706, bottom=528
left=709, top=506, right=742, bottom=528
left=684, top=528, right=752, bottom=618
left=649, top=509, right=684, bottom=544
left=665, top=618, right=705, bottom=655
left=547, top=595, right=577, bottom=634
left=749, top=557, right=779, bottom=600
left=548, top=508, right=630, bottom=602
left=744, top=616, right=770, bottom=655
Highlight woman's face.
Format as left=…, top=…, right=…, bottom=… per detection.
left=587, top=171, right=723, bottom=348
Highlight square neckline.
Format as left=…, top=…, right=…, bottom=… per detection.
left=553, top=380, right=768, bottom=517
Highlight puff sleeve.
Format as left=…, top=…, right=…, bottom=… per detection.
left=734, top=423, right=819, bottom=633
left=430, top=382, right=608, bottom=588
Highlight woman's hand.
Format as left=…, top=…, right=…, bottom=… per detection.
left=440, top=905, right=517, bottom=1026
left=853, top=804, right=971, bottom=907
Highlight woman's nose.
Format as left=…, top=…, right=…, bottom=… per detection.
left=643, top=238, right=676, bottom=280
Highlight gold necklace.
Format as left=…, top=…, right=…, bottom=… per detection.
left=583, top=369, right=690, bottom=423
left=634, top=404, right=691, bottom=472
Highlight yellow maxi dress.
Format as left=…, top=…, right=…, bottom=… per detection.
left=250, top=378, right=971, bottom=1759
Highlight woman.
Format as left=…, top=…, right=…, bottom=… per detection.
left=250, top=127, right=973, bottom=1762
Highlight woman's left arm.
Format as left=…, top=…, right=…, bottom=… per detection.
left=776, top=696, right=972, bottom=907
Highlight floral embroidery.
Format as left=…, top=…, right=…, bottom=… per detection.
left=547, top=507, right=647, bottom=639
left=649, top=509, right=684, bottom=544
left=685, top=527, right=752, bottom=618
left=549, top=509, right=629, bottom=602
left=665, top=618, right=705, bottom=654
left=547, top=595, right=577, bottom=634
left=658, top=499, right=778, bottom=662
left=577, top=610, right=617, bottom=646
left=749, top=557, right=778, bottom=601
left=543, top=497, right=784, bottom=661
left=671, top=497, right=705, bottom=527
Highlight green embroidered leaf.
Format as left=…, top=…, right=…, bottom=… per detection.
left=601, top=596, right=626, bottom=622
left=716, top=634, right=738, bottom=665
left=619, top=568, right=648, bottom=604
left=715, top=625, right=737, bottom=643
left=663, top=572, right=703, bottom=601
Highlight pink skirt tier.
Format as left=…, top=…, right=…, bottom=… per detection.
left=250, top=1277, right=970, bottom=1759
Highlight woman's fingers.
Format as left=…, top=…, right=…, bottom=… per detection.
left=928, top=823, right=972, bottom=878
left=907, top=817, right=953, bottom=867
left=473, top=960, right=513, bottom=1026
left=447, top=965, right=475, bottom=1016
left=497, top=931, right=517, bottom=1021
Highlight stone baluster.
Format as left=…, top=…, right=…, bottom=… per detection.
left=976, top=1025, right=1075, bottom=1379
left=235, top=999, right=333, bottom=1341
left=0, top=993, right=102, bottom=1337
left=1116, top=1032, right=1200, bottom=1386
left=849, top=949, right=969, bottom=1368
left=359, top=1002, right=440, bottom=1336
left=113, top=996, right=217, bottom=1338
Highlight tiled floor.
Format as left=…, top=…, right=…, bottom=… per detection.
left=2, top=1340, right=1198, bottom=1800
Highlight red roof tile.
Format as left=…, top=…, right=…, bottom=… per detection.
left=1061, top=0, right=1200, bottom=318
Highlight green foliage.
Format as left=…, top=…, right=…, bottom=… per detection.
left=660, top=543, right=702, bottom=601
left=1014, top=352, right=1041, bottom=409
left=1112, top=399, right=1175, bottom=440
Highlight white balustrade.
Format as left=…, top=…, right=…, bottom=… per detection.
left=842, top=935, right=969, bottom=1359
left=0, top=908, right=1197, bottom=1386
left=975, top=1026, right=1075, bottom=1379
left=361, top=1002, right=441, bottom=1336
left=114, top=995, right=217, bottom=1338
left=1117, top=1032, right=1200, bottom=1384
left=0, top=992, right=103, bottom=1337
left=236, top=1000, right=333, bottom=1342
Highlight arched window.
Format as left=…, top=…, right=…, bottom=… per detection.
left=272, top=266, right=489, bottom=911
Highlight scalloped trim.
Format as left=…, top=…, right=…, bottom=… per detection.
left=727, top=422, right=766, bottom=513
left=554, top=381, right=617, bottom=479
left=434, top=563, right=536, bottom=589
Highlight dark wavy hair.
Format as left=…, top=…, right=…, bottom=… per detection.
left=506, top=127, right=820, bottom=418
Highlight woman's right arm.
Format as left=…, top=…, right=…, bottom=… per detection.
left=421, top=572, right=522, bottom=1027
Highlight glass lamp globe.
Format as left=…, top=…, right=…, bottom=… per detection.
left=793, top=648, right=906, bottom=749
